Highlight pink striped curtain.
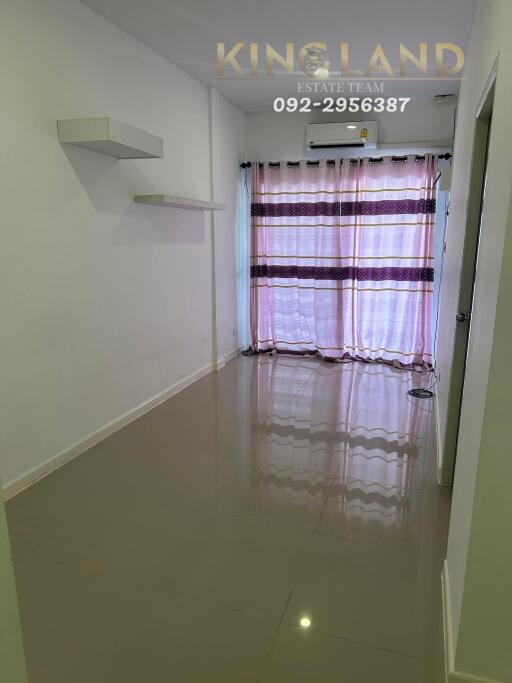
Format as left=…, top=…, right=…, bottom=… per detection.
left=250, top=155, right=436, bottom=368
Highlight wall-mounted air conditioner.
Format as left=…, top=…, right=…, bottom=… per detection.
left=305, top=121, right=378, bottom=151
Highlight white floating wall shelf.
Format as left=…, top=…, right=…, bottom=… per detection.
left=57, top=117, right=163, bottom=159
left=134, top=195, right=226, bottom=211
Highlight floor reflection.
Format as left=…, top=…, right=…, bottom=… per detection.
left=7, top=354, right=449, bottom=683
left=250, top=355, right=433, bottom=544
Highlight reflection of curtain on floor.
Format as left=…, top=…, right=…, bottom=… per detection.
left=250, top=156, right=436, bottom=368
left=251, top=355, right=427, bottom=541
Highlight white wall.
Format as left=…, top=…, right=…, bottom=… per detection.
left=435, top=1, right=512, bottom=680
left=244, top=102, right=455, bottom=162
left=210, top=90, right=245, bottom=363
left=0, top=0, right=243, bottom=489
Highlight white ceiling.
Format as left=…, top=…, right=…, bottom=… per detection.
left=78, top=0, right=477, bottom=112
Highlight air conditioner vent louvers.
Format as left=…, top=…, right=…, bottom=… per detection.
left=309, top=142, right=365, bottom=149
left=305, top=121, right=378, bottom=152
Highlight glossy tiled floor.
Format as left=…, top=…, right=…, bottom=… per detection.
left=6, top=355, right=450, bottom=682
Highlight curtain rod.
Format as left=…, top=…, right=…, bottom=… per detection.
left=241, top=153, right=451, bottom=169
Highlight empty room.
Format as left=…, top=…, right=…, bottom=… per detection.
left=2, top=1, right=512, bottom=682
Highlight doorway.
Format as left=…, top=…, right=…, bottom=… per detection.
left=440, top=67, right=496, bottom=485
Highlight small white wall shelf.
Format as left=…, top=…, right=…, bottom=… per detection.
left=134, top=194, right=226, bottom=211
left=57, top=117, right=163, bottom=159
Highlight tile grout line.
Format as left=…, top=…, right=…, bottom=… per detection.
left=257, top=587, right=295, bottom=681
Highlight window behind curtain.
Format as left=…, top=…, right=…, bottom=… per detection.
left=249, top=156, right=436, bottom=368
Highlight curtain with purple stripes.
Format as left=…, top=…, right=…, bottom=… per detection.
left=250, top=156, right=436, bottom=368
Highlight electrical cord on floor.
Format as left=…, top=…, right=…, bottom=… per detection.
left=408, top=387, right=434, bottom=399
left=406, top=369, right=439, bottom=400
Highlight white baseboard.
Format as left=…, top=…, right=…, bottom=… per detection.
left=442, top=560, right=456, bottom=683
left=2, top=359, right=220, bottom=501
left=441, top=562, right=502, bottom=683
left=436, top=396, right=452, bottom=486
left=214, top=346, right=241, bottom=371
left=224, top=346, right=242, bottom=363
left=435, top=395, right=443, bottom=484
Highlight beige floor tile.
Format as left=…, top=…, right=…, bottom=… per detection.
left=64, top=591, right=275, bottom=683
left=283, top=535, right=364, bottom=641
left=318, top=476, right=425, bottom=547
left=261, top=624, right=422, bottom=683
left=320, top=489, right=448, bottom=553
left=13, top=547, right=135, bottom=683
left=212, top=460, right=333, bottom=529
left=161, top=516, right=310, bottom=618
left=6, top=355, right=449, bottom=682
left=357, top=547, right=441, bottom=657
